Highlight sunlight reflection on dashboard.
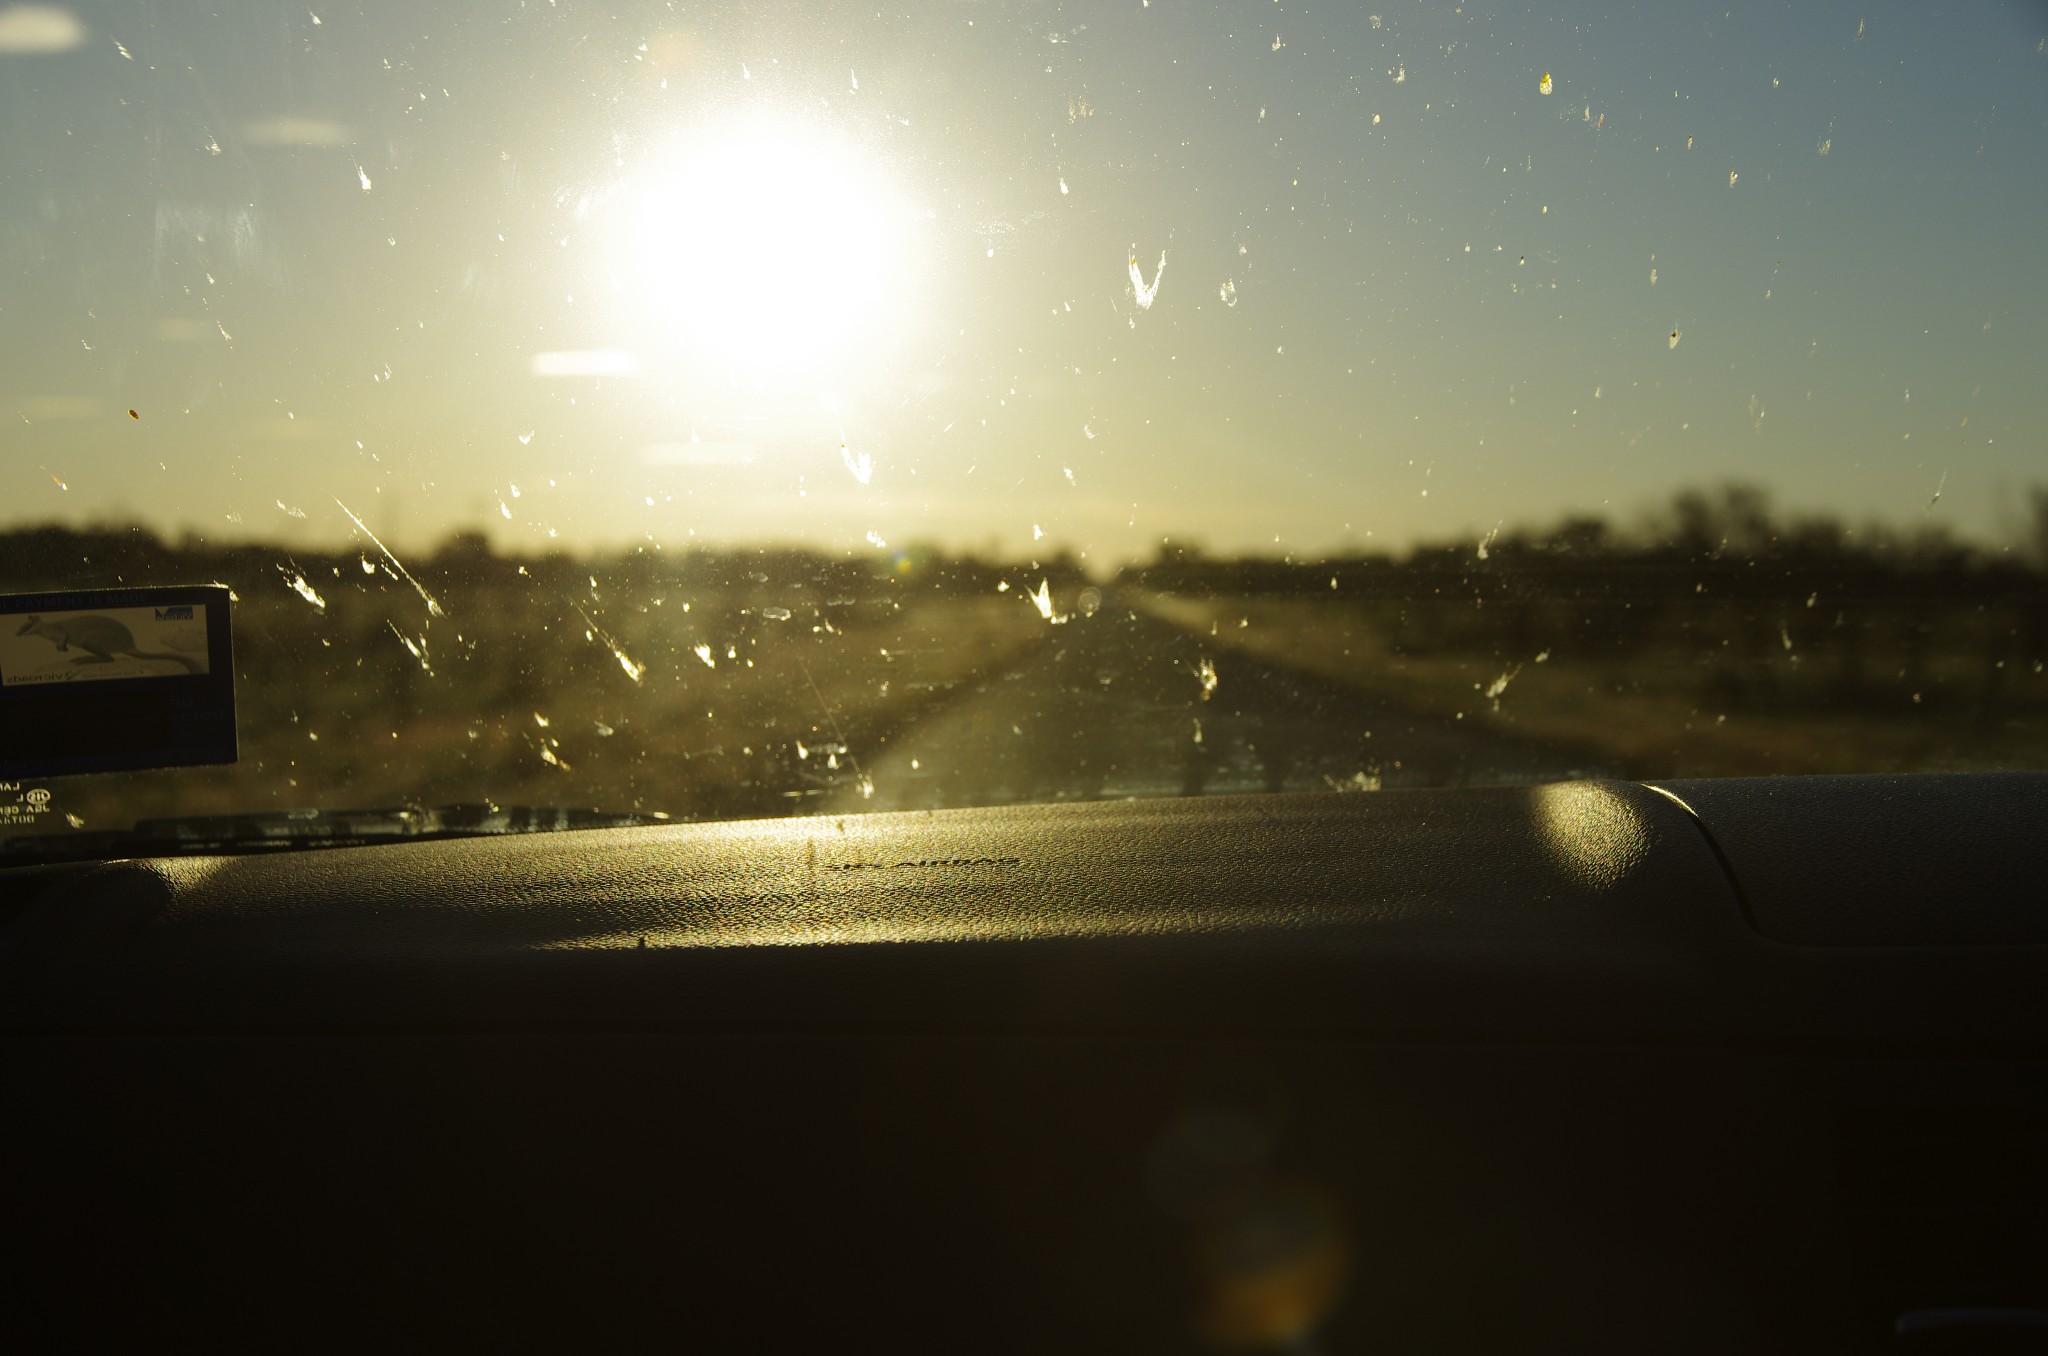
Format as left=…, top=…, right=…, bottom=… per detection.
left=1530, top=781, right=1652, bottom=891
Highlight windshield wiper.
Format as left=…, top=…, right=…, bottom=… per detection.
left=0, top=803, right=674, bottom=865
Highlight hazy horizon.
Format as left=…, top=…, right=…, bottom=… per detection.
left=7, top=476, right=2044, bottom=577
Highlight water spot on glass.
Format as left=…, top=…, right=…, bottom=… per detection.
left=1391, top=63, right=1405, bottom=84
left=1129, top=248, right=1167, bottom=309
left=386, top=622, right=431, bottom=674
left=761, top=606, right=793, bottom=622
left=841, top=441, right=874, bottom=485
left=278, top=566, right=326, bottom=611
left=336, top=499, right=445, bottom=617
left=573, top=606, right=644, bottom=682
left=1219, top=278, right=1238, bottom=307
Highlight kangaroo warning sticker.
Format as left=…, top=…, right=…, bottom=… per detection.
left=2, top=603, right=211, bottom=685
left=0, top=586, right=235, bottom=777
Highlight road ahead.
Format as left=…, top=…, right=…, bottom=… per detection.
left=822, top=594, right=1602, bottom=813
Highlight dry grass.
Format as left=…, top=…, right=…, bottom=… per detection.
left=20, top=580, right=1050, bottom=835
left=1132, top=591, right=2048, bottom=779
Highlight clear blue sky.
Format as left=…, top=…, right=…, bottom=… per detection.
left=3, top=0, right=2045, bottom=559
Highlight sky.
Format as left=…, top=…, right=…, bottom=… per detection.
left=3, top=0, right=2046, bottom=561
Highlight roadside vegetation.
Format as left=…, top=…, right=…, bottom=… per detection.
left=4, top=483, right=2044, bottom=836
left=1123, top=485, right=2048, bottom=778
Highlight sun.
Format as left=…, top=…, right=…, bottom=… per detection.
left=603, top=114, right=915, bottom=377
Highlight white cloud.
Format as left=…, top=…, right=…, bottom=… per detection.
left=239, top=116, right=355, bottom=148
left=531, top=350, right=641, bottom=377
left=247, top=415, right=318, bottom=441
left=18, top=395, right=98, bottom=420
left=642, top=442, right=755, bottom=467
left=0, top=5, right=87, bottom=54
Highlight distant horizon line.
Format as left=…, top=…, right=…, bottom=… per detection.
left=3, top=484, right=2043, bottom=574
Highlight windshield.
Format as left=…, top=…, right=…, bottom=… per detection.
left=3, top=1, right=2045, bottom=846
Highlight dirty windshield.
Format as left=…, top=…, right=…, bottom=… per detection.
left=3, top=1, right=2045, bottom=848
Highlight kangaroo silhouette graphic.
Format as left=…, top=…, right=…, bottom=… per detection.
left=15, top=614, right=203, bottom=674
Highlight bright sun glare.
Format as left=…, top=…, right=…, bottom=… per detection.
left=607, top=115, right=913, bottom=375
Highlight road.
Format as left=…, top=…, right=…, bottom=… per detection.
left=820, top=593, right=1602, bottom=813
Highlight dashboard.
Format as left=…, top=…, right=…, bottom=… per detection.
left=3, top=774, right=2044, bottom=1351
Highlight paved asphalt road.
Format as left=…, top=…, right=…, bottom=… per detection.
left=820, top=594, right=1603, bottom=813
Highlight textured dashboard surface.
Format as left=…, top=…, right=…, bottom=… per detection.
left=2, top=776, right=2044, bottom=1042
